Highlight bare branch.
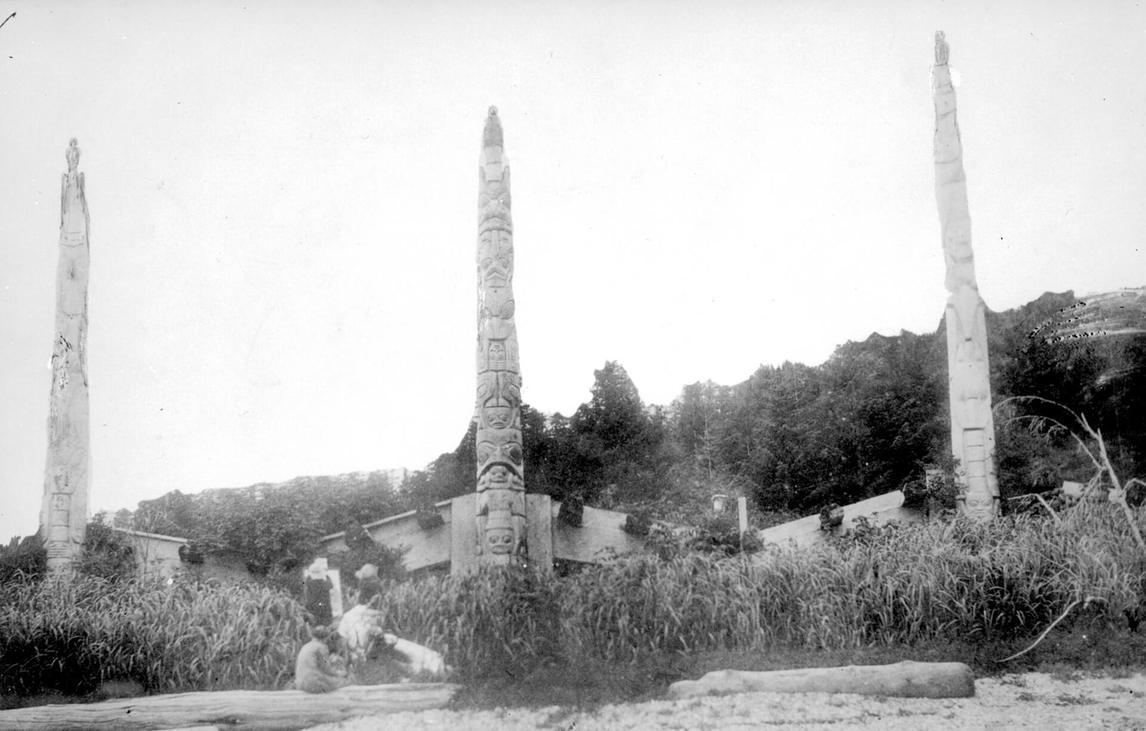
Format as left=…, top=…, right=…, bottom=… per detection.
left=996, top=597, right=1101, bottom=663
left=997, top=409, right=1101, bottom=473
left=1033, top=494, right=1062, bottom=526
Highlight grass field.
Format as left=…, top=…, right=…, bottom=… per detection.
left=2, top=501, right=1143, bottom=711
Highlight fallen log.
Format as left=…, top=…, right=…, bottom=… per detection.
left=667, top=661, right=975, bottom=699
left=0, top=683, right=461, bottom=731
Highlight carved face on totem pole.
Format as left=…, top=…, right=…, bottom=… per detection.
left=487, top=340, right=507, bottom=370
left=476, top=371, right=520, bottom=427
left=476, top=432, right=524, bottom=490
left=482, top=512, right=517, bottom=555
left=478, top=230, right=512, bottom=289
left=942, top=219, right=975, bottom=292
left=948, top=288, right=986, bottom=363
left=479, top=182, right=511, bottom=224
left=475, top=107, right=527, bottom=562
left=477, top=484, right=526, bottom=556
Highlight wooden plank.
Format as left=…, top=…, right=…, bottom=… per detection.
left=525, top=494, right=553, bottom=573
left=0, top=684, right=461, bottom=731
left=318, top=498, right=455, bottom=550
left=449, top=493, right=479, bottom=576
left=367, top=511, right=450, bottom=573
left=325, top=490, right=920, bottom=576
left=756, top=491, right=921, bottom=550
left=552, top=503, right=645, bottom=563
left=321, top=502, right=455, bottom=574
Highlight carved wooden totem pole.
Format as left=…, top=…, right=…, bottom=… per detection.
left=41, top=138, right=92, bottom=569
left=932, top=33, right=999, bottom=520
left=475, top=107, right=526, bottom=563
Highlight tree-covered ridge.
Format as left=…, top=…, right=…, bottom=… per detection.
left=120, top=290, right=1146, bottom=570
left=128, top=471, right=402, bottom=575
left=400, top=290, right=1145, bottom=520
left=664, top=290, right=1145, bottom=514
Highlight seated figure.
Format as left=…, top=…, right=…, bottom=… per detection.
left=354, top=562, right=384, bottom=609
left=294, top=625, right=350, bottom=693
left=337, top=606, right=451, bottom=679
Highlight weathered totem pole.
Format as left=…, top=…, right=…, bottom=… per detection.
left=475, top=107, right=526, bottom=563
left=41, top=138, right=92, bottom=569
left=932, top=33, right=999, bottom=520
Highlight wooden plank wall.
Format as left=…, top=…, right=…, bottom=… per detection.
left=755, top=490, right=920, bottom=550
left=320, top=499, right=454, bottom=573
left=319, top=490, right=923, bottom=573
left=551, top=502, right=645, bottom=564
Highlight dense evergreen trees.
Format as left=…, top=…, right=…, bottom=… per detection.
left=131, top=472, right=402, bottom=575
left=114, top=291, right=1145, bottom=565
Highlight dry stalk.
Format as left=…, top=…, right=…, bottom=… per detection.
left=1007, top=491, right=1064, bottom=525
left=1079, top=419, right=1146, bottom=554
left=996, top=396, right=1146, bottom=554
left=995, top=596, right=1103, bottom=663
left=1033, top=493, right=1062, bottom=525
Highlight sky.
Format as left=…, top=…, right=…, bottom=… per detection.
left=2, top=1, right=1144, bottom=541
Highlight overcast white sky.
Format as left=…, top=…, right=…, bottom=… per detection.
left=2, top=1, right=1144, bottom=541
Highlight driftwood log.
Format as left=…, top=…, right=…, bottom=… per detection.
left=668, top=661, right=975, bottom=699
left=0, top=683, right=460, bottom=731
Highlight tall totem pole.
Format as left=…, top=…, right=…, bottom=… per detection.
left=932, top=33, right=999, bottom=520
left=41, top=138, right=92, bottom=569
left=475, top=107, right=526, bottom=563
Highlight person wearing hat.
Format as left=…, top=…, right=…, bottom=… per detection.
left=354, top=562, right=384, bottom=609
left=302, top=557, right=334, bottom=626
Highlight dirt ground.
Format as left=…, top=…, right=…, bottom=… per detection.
left=307, top=672, right=1146, bottom=730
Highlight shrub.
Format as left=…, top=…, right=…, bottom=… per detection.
left=331, top=520, right=407, bottom=589
left=0, top=574, right=310, bottom=701
left=5, top=498, right=1144, bottom=704
left=2, top=514, right=145, bottom=588
left=0, top=534, right=46, bottom=585
left=78, top=513, right=135, bottom=581
left=366, top=502, right=1145, bottom=675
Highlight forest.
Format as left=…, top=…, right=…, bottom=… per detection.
left=85, top=289, right=1146, bottom=578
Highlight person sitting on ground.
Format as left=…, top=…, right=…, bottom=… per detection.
left=294, top=625, right=350, bottom=693
left=354, top=562, right=384, bottom=608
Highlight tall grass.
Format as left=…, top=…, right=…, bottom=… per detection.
left=369, top=502, right=1145, bottom=678
left=0, top=575, right=310, bottom=698
left=3, top=502, right=1142, bottom=702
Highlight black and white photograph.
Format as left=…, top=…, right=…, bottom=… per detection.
left=2, top=2, right=1146, bottom=728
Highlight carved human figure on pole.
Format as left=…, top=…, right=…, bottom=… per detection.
left=932, top=32, right=999, bottom=519
left=475, top=107, right=526, bottom=562
left=41, top=138, right=92, bottom=569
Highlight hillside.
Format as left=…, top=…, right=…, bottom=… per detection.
left=120, top=289, right=1146, bottom=571
left=126, top=469, right=406, bottom=574
left=396, top=289, right=1145, bottom=522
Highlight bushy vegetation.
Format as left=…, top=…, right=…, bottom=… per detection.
left=102, top=291, right=1145, bottom=579
left=126, top=472, right=402, bottom=577
left=363, top=502, right=1145, bottom=681
left=0, top=512, right=136, bottom=585
left=7, top=290, right=1132, bottom=708
left=330, top=519, right=407, bottom=588
left=401, top=291, right=1146, bottom=525
left=0, top=534, right=45, bottom=584
left=77, top=513, right=136, bottom=581
left=2, top=502, right=1142, bottom=707
left=0, top=574, right=310, bottom=702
